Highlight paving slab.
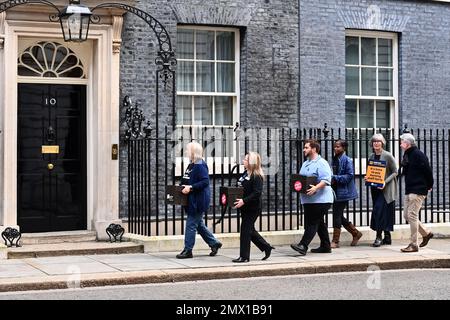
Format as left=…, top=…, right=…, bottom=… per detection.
left=0, top=263, right=46, bottom=278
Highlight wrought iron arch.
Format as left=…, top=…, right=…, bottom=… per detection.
left=91, top=3, right=176, bottom=95
left=91, top=2, right=172, bottom=54
left=0, top=0, right=60, bottom=15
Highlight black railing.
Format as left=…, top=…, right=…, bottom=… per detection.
left=125, top=125, right=450, bottom=236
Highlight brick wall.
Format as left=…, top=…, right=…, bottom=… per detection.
left=300, top=0, right=450, bottom=128
left=119, top=0, right=299, bottom=217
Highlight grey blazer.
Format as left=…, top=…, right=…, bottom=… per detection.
left=369, top=150, right=398, bottom=204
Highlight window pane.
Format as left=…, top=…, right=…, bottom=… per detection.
left=378, top=39, right=392, bottom=67
left=223, top=128, right=234, bottom=157
left=359, top=100, right=374, bottom=128
left=378, top=68, right=393, bottom=96
left=345, top=99, right=358, bottom=128
left=194, top=96, right=213, bottom=125
left=177, top=61, right=194, bottom=91
left=376, top=100, right=390, bottom=128
left=178, top=29, right=194, bottom=59
left=215, top=96, right=233, bottom=126
left=196, top=31, right=214, bottom=60
left=196, top=62, right=214, bottom=92
left=177, top=96, right=192, bottom=125
left=361, top=67, right=376, bottom=96
left=18, top=65, right=40, bottom=76
left=345, top=37, right=359, bottom=65
left=361, top=38, right=376, bottom=66
left=217, top=63, right=235, bottom=92
left=217, top=32, right=235, bottom=61
left=346, top=67, right=359, bottom=95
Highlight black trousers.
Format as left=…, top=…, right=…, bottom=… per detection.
left=300, top=203, right=332, bottom=249
left=239, top=207, right=271, bottom=259
left=332, top=201, right=351, bottom=229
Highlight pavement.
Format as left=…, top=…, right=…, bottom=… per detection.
left=0, top=238, right=449, bottom=292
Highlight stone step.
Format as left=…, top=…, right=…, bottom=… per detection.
left=5, top=241, right=144, bottom=259
left=19, top=231, right=97, bottom=245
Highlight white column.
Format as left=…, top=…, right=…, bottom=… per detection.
left=92, top=17, right=123, bottom=240
left=0, top=12, right=5, bottom=228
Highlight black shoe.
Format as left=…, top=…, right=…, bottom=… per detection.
left=310, top=247, right=332, bottom=253
left=262, top=246, right=275, bottom=260
left=382, top=231, right=392, bottom=245
left=290, top=243, right=307, bottom=256
left=232, top=257, right=249, bottom=263
left=210, top=241, right=222, bottom=256
left=176, top=249, right=193, bottom=259
left=372, top=238, right=382, bottom=247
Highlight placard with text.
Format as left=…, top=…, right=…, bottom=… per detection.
left=365, top=160, right=386, bottom=188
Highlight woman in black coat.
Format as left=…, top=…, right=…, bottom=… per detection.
left=232, top=152, right=274, bottom=263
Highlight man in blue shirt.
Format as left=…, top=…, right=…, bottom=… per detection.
left=291, top=139, right=334, bottom=256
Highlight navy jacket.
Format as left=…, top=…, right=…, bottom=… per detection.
left=400, top=146, right=433, bottom=195
left=331, top=153, right=358, bottom=202
left=240, top=171, right=263, bottom=212
left=182, top=160, right=211, bottom=215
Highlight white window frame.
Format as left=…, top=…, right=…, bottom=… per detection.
left=345, top=30, right=399, bottom=173
left=176, top=26, right=240, bottom=175
left=177, top=25, right=240, bottom=127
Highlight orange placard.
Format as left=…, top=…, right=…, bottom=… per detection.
left=365, top=160, right=386, bottom=188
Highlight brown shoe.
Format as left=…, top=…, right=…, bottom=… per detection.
left=331, top=228, right=341, bottom=248
left=419, top=232, right=434, bottom=248
left=401, top=244, right=418, bottom=253
left=343, top=223, right=362, bottom=246
left=330, top=241, right=340, bottom=248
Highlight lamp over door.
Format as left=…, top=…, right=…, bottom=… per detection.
left=59, top=0, right=92, bottom=42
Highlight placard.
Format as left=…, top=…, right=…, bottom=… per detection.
left=365, top=160, right=387, bottom=188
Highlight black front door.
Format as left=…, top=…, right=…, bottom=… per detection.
left=18, top=84, right=87, bottom=233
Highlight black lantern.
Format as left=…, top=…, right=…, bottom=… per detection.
left=59, top=0, right=92, bottom=42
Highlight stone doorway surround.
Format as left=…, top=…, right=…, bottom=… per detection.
left=0, top=0, right=135, bottom=239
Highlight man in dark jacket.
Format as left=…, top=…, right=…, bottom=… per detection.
left=399, top=133, right=434, bottom=253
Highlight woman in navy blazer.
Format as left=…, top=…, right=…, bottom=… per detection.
left=330, top=140, right=362, bottom=248
left=176, top=142, right=222, bottom=259
left=232, top=152, right=274, bottom=262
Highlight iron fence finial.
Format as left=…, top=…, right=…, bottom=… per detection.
left=402, top=124, right=410, bottom=133
left=323, top=123, right=329, bottom=138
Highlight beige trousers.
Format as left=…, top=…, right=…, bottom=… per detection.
left=403, top=193, right=428, bottom=246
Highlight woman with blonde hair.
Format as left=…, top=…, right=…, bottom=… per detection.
left=232, top=152, right=274, bottom=262
left=176, top=141, right=222, bottom=259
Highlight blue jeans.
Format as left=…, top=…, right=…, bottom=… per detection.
left=184, top=211, right=219, bottom=251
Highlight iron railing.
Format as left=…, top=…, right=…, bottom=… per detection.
left=125, top=124, right=450, bottom=236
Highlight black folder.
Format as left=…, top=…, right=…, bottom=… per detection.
left=219, top=186, right=244, bottom=208
left=291, top=174, right=318, bottom=194
left=165, top=185, right=188, bottom=206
